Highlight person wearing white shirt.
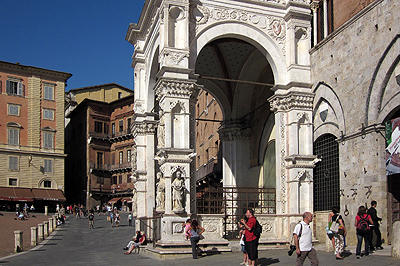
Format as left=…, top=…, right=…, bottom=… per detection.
left=293, top=212, right=319, bottom=266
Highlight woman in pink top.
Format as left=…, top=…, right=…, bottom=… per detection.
left=354, top=205, right=373, bottom=259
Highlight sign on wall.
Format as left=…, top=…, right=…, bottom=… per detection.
left=386, top=117, right=400, bottom=175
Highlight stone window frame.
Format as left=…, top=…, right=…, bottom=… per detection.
left=6, top=76, right=23, bottom=96
left=43, top=108, right=55, bottom=120
left=8, top=178, right=18, bottom=186
left=42, top=127, right=56, bottom=149
left=9, top=156, right=19, bottom=171
left=7, top=103, right=21, bottom=116
left=43, top=83, right=55, bottom=101
left=7, top=122, right=22, bottom=146
left=43, top=159, right=53, bottom=173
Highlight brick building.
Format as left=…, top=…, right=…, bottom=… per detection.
left=65, top=84, right=135, bottom=210
left=195, top=90, right=223, bottom=189
left=0, top=61, right=71, bottom=211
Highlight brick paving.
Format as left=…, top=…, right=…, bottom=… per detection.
left=0, top=212, right=399, bottom=266
left=0, top=212, right=54, bottom=258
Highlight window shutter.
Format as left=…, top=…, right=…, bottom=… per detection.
left=9, top=157, right=18, bottom=170
left=17, top=82, right=23, bottom=96
left=6, top=80, right=11, bottom=94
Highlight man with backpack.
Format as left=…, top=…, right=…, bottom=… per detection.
left=240, top=209, right=260, bottom=266
left=293, top=212, right=319, bottom=266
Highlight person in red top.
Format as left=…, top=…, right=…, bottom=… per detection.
left=240, top=209, right=258, bottom=266
left=354, top=205, right=373, bottom=259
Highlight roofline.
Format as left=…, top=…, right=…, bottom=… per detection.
left=0, top=60, right=72, bottom=81
left=69, top=82, right=133, bottom=93
left=66, top=94, right=134, bottom=118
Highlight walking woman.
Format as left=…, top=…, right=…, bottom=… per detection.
left=186, top=219, right=205, bottom=259
left=355, top=205, right=373, bottom=259
left=330, top=206, right=346, bottom=260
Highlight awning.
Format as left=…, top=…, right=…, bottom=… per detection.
left=108, top=197, right=122, bottom=204
left=32, top=188, right=66, bottom=201
left=0, top=187, right=65, bottom=202
left=121, top=197, right=132, bottom=203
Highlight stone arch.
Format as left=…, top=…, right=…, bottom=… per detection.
left=38, top=177, right=57, bottom=189
left=191, top=21, right=287, bottom=85
left=313, top=82, right=345, bottom=140
left=366, top=34, right=400, bottom=125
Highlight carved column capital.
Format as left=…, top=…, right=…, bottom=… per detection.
left=218, top=127, right=251, bottom=141
left=268, top=92, right=314, bottom=113
left=154, top=78, right=200, bottom=101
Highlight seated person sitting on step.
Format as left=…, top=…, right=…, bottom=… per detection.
left=124, top=232, right=146, bottom=254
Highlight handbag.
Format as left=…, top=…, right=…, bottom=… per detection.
left=329, top=215, right=340, bottom=233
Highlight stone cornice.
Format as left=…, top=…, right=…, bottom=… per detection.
left=154, top=78, right=199, bottom=101
left=268, top=92, right=314, bottom=112
left=0, top=61, right=72, bottom=81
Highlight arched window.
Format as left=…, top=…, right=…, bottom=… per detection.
left=313, top=134, right=340, bottom=211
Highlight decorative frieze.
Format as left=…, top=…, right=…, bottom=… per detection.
left=269, top=92, right=314, bottom=113
left=218, top=127, right=251, bottom=141
left=132, top=121, right=157, bottom=137
left=189, top=3, right=287, bottom=55
left=154, top=78, right=199, bottom=101
left=160, top=48, right=190, bottom=66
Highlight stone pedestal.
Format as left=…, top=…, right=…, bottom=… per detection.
left=392, top=221, right=400, bottom=257
left=43, top=221, right=49, bottom=238
left=48, top=218, right=53, bottom=233
left=31, top=227, right=37, bottom=246
left=38, top=223, right=44, bottom=241
left=14, top=230, right=23, bottom=252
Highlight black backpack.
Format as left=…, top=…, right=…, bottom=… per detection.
left=356, top=215, right=369, bottom=233
left=253, top=218, right=262, bottom=238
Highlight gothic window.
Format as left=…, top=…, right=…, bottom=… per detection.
left=313, top=134, right=340, bottom=211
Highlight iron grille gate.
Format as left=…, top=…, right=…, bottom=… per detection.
left=196, top=187, right=276, bottom=239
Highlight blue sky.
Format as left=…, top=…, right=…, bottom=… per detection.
left=0, top=1, right=145, bottom=91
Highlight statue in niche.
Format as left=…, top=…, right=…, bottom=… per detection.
left=132, top=188, right=137, bottom=217
left=155, top=172, right=165, bottom=212
left=158, top=116, right=165, bottom=147
left=171, top=170, right=185, bottom=213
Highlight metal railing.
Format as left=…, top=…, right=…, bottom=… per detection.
left=196, top=186, right=276, bottom=239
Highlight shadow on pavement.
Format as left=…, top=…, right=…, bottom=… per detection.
left=258, top=257, right=280, bottom=266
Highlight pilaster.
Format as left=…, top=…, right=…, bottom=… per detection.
left=269, top=85, right=317, bottom=215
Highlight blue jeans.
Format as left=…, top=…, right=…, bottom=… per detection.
left=356, top=232, right=370, bottom=256
left=190, top=237, right=200, bottom=259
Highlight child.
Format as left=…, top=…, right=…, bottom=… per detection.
left=182, top=219, right=192, bottom=240
left=88, top=211, right=94, bottom=229
left=115, top=211, right=120, bottom=227
left=239, top=224, right=248, bottom=265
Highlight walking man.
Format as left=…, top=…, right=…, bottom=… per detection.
left=293, top=212, right=319, bottom=266
left=240, top=209, right=258, bottom=266
left=367, top=200, right=383, bottom=250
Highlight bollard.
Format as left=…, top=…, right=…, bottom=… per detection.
left=14, top=230, right=23, bottom=252
left=48, top=218, right=53, bottom=233
left=392, top=221, right=400, bottom=257
left=43, top=221, right=49, bottom=238
left=44, top=206, right=48, bottom=216
left=53, top=215, right=58, bottom=229
left=38, top=223, right=44, bottom=241
left=31, top=227, right=37, bottom=246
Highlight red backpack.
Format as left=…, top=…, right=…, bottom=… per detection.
left=356, top=215, right=369, bottom=233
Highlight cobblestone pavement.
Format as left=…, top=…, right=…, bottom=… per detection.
left=0, top=213, right=398, bottom=266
